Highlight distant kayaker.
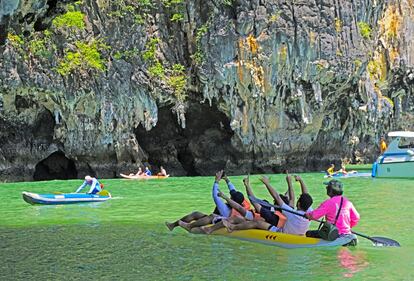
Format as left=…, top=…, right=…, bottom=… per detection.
left=157, top=166, right=168, bottom=176
left=129, top=167, right=143, bottom=177
left=380, top=137, right=387, bottom=154
left=333, top=164, right=357, bottom=176
left=75, top=175, right=102, bottom=194
left=144, top=166, right=152, bottom=176
left=305, top=180, right=360, bottom=245
left=326, top=164, right=335, bottom=176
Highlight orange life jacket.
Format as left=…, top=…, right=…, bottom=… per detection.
left=230, top=199, right=252, bottom=217
left=275, top=210, right=287, bottom=228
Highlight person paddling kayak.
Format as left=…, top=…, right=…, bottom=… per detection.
left=76, top=175, right=102, bottom=194
left=305, top=179, right=360, bottom=245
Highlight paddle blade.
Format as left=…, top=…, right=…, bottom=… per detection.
left=98, top=190, right=111, bottom=197
left=370, top=237, right=401, bottom=247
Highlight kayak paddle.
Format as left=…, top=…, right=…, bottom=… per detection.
left=249, top=196, right=400, bottom=247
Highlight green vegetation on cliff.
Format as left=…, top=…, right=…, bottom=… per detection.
left=52, top=11, right=85, bottom=30
left=358, top=22, right=372, bottom=39
left=57, top=40, right=110, bottom=76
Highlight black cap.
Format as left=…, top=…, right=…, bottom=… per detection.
left=230, top=190, right=245, bottom=204
left=323, top=180, right=343, bottom=192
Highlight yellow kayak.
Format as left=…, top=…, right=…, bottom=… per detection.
left=211, top=228, right=356, bottom=249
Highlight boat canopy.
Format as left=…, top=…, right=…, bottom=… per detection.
left=388, top=131, right=414, bottom=138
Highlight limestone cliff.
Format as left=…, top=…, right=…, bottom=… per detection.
left=0, top=0, right=413, bottom=181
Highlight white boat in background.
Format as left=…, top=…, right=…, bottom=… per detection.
left=372, top=131, right=414, bottom=178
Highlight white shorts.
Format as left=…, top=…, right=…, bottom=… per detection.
left=212, top=215, right=225, bottom=224
left=268, top=225, right=282, bottom=232
left=245, top=210, right=254, bottom=220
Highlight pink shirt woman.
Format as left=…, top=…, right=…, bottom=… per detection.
left=306, top=179, right=360, bottom=235
left=307, top=195, right=360, bottom=234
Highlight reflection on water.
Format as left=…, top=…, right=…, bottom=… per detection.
left=337, top=248, right=369, bottom=278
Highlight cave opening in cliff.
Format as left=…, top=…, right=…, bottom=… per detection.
left=135, top=101, right=235, bottom=176
left=33, top=151, right=77, bottom=181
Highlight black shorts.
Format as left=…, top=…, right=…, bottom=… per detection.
left=260, top=207, right=280, bottom=226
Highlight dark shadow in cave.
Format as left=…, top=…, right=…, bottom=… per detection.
left=135, top=101, right=235, bottom=176
left=32, top=108, right=55, bottom=144
left=33, top=151, right=77, bottom=181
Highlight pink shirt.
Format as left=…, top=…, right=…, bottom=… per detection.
left=307, top=196, right=360, bottom=235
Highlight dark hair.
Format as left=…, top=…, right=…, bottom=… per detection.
left=230, top=190, right=244, bottom=204
left=298, top=193, right=313, bottom=211
left=327, top=185, right=343, bottom=196
left=280, top=194, right=290, bottom=205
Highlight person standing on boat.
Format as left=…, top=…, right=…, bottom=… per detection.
left=75, top=175, right=102, bottom=194
left=305, top=180, right=360, bottom=244
left=379, top=137, right=388, bottom=154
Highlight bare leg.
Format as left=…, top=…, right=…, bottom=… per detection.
left=178, top=220, right=192, bottom=232
left=187, top=214, right=214, bottom=228
left=202, top=220, right=225, bottom=234
left=226, top=220, right=271, bottom=232
left=188, top=227, right=206, bottom=234
left=165, top=211, right=207, bottom=231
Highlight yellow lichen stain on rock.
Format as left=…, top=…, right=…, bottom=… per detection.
left=379, top=5, right=401, bottom=40
left=242, top=104, right=249, bottom=135
left=367, top=51, right=387, bottom=82
left=309, top=31, right=317, bottom=45
left=246, top=34, right=258, bottom=55
left=236, top=34, right=266, bottom=94
left=335, top=18, right=342, bottom=33
left=378, top=4, right=403, bottom=67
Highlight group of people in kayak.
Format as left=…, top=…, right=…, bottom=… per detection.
left=128, top=166, right=168, bottom=177
left=326, top=163, right=357, bottom=177
left=166, top=170, right=360, bottom=244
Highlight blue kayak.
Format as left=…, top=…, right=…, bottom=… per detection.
left=324, top=172, right=372, bottom=179
left=22, top=191, right=111, bottom=205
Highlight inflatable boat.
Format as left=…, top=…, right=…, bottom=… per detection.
left=22, top=191, right=111, bottom=205
left=211, top=228, right=356, bottom=249
left=120, top=173, right=170, bottom=179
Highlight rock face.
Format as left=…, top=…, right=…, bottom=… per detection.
left=0, top=0, right=414, bottom=181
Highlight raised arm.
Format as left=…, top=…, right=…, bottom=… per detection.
left=212, top=171, right=231, bottom=217
left=243, top=176, right=261, bottom=213
left=223, top=172, right=236, bottom=192
left=260, top=176, right=284, bottom=207
left=285, top=173, right=295, bottom=207
left=294, top=175, right=309, bottom=194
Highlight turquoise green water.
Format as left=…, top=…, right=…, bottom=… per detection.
left=1, top=174, right=413, bottom=280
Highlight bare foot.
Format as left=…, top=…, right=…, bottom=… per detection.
left=178, top=220, right=191, bottom=232
left=165, top=221, right=175, bottom=231
left=222, top=220, right=235, bottom=233
left=222, top=220, right=231, bottom=232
